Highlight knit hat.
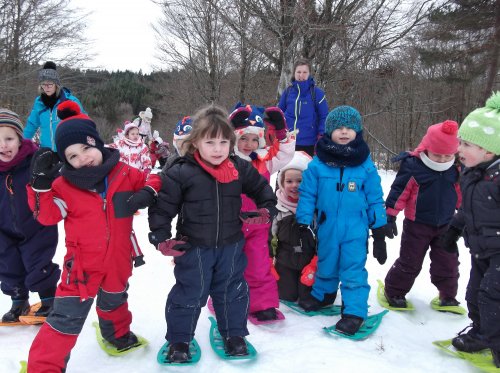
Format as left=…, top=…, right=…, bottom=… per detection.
left=0, top=108, right=24, bottom=139
left=459, top=91, right=500, bottom=155
left=55, top=101, right=105, bottom=161
left=123, top=121, right=139, bottom=136
left=38, top=61, right=61, bottom=86
left=413, top=120, right=459, bottom=155
left=143, top=107, right=153, bottom=120
left=173, top=116, right=193, bottom=140
left=325, top=106, right=362, bottom=135
left=230, top=103, right=266, bottom=149
left=278, top=151, right=312, bottom=189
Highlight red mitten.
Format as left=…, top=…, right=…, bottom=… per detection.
left=300, top=255, right=318, bottom=286
left=229, top=106, right=251, bottom=128
left=270, top=257, right=280, bottom=280
left=157, top=237, right=190, bottom=256
left=240, top=208, right=270, bottom=225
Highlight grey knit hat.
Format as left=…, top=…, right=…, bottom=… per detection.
left=38, top=61, right=61, bottom=86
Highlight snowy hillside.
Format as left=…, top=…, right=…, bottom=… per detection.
left=0, top=171, right=478, bottom=372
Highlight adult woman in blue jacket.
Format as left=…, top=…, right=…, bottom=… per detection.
left=278, top=58, right=329, bottom=156
left=23, top=61, right=85, bottom=151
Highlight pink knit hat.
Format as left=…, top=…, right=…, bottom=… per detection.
left=413, top=120, right=459, bottom=155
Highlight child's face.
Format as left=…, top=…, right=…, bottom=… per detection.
left=195, top=134, right=230, bottom=167
left=126, top=128, right=140, bottom=142
left=237, top=133, right=260, bottom=155
left=294, top=65, right=310, bottom=82
left=282, top=169, right=302, bottom=200
left=458, top=139, right=495, bottom=167
left=330, top=127, right=356, bottom=144
left=426, top=151, right=455, bottom=163
left=40, top=81, right=56, bottom=96
left=0, top=127, right=21, bottom=162
left=64, top=143, right=103, bottom=169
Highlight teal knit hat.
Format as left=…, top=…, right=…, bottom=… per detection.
left=325, top=106, right=362, bottom=136
left=459, top=92, right=500, bottom=155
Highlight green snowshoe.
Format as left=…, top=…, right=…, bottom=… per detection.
left=433, top=339, right=497, bottom=372
left=377, top=280, right=415, bottom=311
left=430, top=297, right=466, bottom=315
left=92, top=322, right=148, bottom=356
left=208, top=316, right=257, bottom=360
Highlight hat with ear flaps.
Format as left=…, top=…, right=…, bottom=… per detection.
left=38, top=61, right=61, bottom=86
left=55, top=101, right=105, bottom=161
left=230, top=102, right=266, bottom=149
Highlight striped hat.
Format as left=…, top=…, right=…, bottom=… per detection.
left=0, top=108, right=24, bottom=138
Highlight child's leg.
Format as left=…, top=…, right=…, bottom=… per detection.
left=275, top=261, right=300, bottom=301
left=96, top=285, right=132, bottom=343
left=384, top=219, right=432, bottom=297
left=477, top=255, right=500, bottom=349
left=0, top=239, right=29, bottom=302
left=428, top=225, right=459, bottom=300
left=242, top=225, right=279, bottom=313
left=311, top=227, right=340, bottom=301
left=211, top=239, right=249, bottom=338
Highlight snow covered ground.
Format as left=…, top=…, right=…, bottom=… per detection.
left=0, top=170, right=478, bottom=372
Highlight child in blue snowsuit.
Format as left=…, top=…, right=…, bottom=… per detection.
left=0, top=109, right=60, bottom=323
left=296, top=105, right=387, bottom=335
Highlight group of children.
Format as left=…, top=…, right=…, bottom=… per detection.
left=0, top=87, right=500, bottom=370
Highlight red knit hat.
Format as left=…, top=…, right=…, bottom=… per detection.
left=413, top=120, right=459, bottom=155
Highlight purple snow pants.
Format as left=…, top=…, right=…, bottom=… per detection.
left=384, top=218, right=459, bottom=300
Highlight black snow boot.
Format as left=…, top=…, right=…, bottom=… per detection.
left=452, top=325, right=488, bottom=353
left=167, top=342, right=191, bottom=363
left=252, top=307, right=277, bottom=321
left=439, top=298, right=460, bottom=307
left=224, top=336, right=248, bottom=356
left=492, top=349, right=500, bottom=368
left=335, top=314, right=364, bottom=336
left=384, top=291, right=407, bottom=308
left=2, top=299, right=30, bottom=323
left=35, top=288, right=56, bottom=317
left=298, top=292, right=337, bottom=312
left=108, top=331, right=140, bottom=351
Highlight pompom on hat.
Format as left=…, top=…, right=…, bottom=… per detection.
left=55, top=101, right=104, bottom=161
left=173, top=116, right=193, bottom=140
left=325, top=106, right=362, bottom=135
left=413, top=120, right=459, bottom=155
left=0, top=108, right=24, bottom=139
left=459, top=91, right=500, bottom=155
left=142, top=107, right=153, bottom=120
left=38, top=61, right=61, bottom=86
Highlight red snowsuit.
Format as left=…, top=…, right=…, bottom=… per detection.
left=26, top=162, right=159, bottom=372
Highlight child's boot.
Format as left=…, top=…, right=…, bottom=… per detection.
left=335, top=314, right=364, bottom=335
left=224, top=336, right=248, bottom=356
left=298, top=292, right=337, bottom=312
left=167, top=342, right=191, bottom=363
left=439, top=298, right=460, bottom=307
left=252, top=307, right=277, bottom=321
left=384, top=291, right=407, bottom=308
left=35, top=288, right=56, bottom=317
left=2, top=299, right=30, bottom=323
left=452, top=325, right=488, bottom=352
left=108, top=331, right=140, bottom=352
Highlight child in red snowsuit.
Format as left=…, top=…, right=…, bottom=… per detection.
left=230, top=103, right=295, bottom=321
left=26, top=101, right=161, bottom=372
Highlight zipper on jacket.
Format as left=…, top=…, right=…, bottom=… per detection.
left=337, top=167, right=345, bottom=192
left=49, top=108, right=55, bottom=151
left=215, top=180, right=220, bottom=248
left=6, top=174, right=19, bottom=233
left=293, top=85, right=301, bottom=131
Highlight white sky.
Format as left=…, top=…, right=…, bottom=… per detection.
left=70, top=0, right=161, bottom=73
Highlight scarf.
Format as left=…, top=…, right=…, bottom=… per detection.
left=276, top=188, right=298, bottom=214
left=316, top=132, right=370, bottom=167
left=419, top=152, right=455, bottom=172
left=123, top=137, right=143, bottom=147
left=40, top=93, right=59, bottom=109
left=60, top=148, right=120, bottom=192
left=0, top=140, right=38, bottom=172
left=193, top=150, right=239, bottom=183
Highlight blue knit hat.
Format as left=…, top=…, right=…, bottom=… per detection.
left=325, top=106, right=363, bottom=135
left=173, top=116, right=193, bottom=140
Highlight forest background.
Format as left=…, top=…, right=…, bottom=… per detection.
left=0, top=0, right=498, bottom=168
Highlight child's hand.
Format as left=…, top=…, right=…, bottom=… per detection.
left=127, top=186, right=156, bottom=213
left=300, top=255, right=318, bottom=286
left=240, top=208, right=270, bottom=224
left=384, top=215, right=398, bottom=239
left=440, top=226, right=461, bottom=255
left=157, top=237, right=190, bottom=256
left=264, top=107, right=287, bottom=141
left=30, top=147, right=62, bottom=191
left=371, top=227, right=387, bottom=264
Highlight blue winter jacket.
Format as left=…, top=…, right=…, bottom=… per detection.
left=23, top=87, right=85, bottom=151
left=278, top=77, right=329, bottom=146
left=296, top=155, right=387, bottom=230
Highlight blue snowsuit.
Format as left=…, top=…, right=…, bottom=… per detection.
left=23, top=87, right=85, bottom=151
left=296, top=155, right=386, bottom=319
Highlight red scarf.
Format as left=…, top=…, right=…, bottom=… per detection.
left=194, top=150, right=239, bottom=183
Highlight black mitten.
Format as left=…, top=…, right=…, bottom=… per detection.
left=30, top=147, right=62, bottom=191
left=371, top=227, right=387, bottom=265
left=440, top=226, right=462, bottom=254
left=384, top=215, right=398, bottom=239
left=127, top=186, right=156, bottom=213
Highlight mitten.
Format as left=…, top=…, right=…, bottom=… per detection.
left=240, top=208, right=270, bottom=225
left=148, top=229, right=171, bottom=245
left=300, top=255, right=318, bottom=286
left=297, top=224, right=316, bottom=252
left=440, top=226, right=462, bottom=254
left=384, top=215, right=398, bottom=239
left=127, top=186, right=156, bottom=213
left=371, top=227, right=387, bottom=265
left=229, top=106, right=251, bottom=127
left=264, top=107, right=287, bottom=141
left=269, top=257, right=280, bottom=281
left=157, top=238, right=191, bottom=256
left=30, top=147, right=62, bottom=191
